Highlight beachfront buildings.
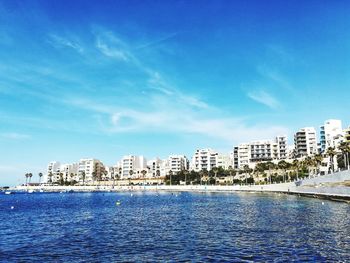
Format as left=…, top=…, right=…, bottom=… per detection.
left=191, top=149, right=218, bottom=172
left=216, top=154, right=232, bottom=169
left=166, top=155, right=189, bottom=174
left=118, top=155, right=147, bottom=179
left=233, top=136, right=287, bottom=169
left=294, top=127, right=318, bottom=157
left=46, top=161, right=79, bottom=183
left=319, top=119, right=343, bottom=153
left=147, top=158, right=164, bottom=178
left=78, top=158, right=105, bottom=183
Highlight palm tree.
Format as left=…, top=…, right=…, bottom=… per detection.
left=243, top=165, right=251, bottom=184
left=338, top=142, right=350, bottom=170
left=48, top=172, right=53, bottom=184
left=81, top=171, right=86, bottom=185
left=313, top=154, right=323, bottom=175
left=92, top=171, right=97, bottom=185
left=304, top=157, right=314, bottom=178
left=227, top=166, right=234, bottom=185
left=59, top=173, right=64, bottom=185
left=141, top=170, right=147, bottom=186
left=38, top=172, right=43, bottom=185
left=266, top=162, right=275, bottom=184
left=25, top=173, right=29, bottom=185
left=212, top=167, right=219, bottom=185
left=168, top=170, right=173, bottom=186
left=326, top=147, right=337, bottom=173
left=292, top=159, right=300, bottom=180
left=277, top=160, right=289, bottom=182
left=181, top=169, right=189, bottom=185
left=128, top=170, right=133, bottom=185
left=28, top=173, right=33, bottom=185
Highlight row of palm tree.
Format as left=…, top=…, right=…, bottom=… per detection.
left=24, top=172, right=43, bottom=186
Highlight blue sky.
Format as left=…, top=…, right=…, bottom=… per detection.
left=0, top=0, right=350, bottom=186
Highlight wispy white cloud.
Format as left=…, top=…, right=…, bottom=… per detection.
left=94, top=30, right=131, bottom=61
left=136, top=32, right=178, bottom=50
left=0, top=132, right=31, bottom=140
left=247, top=89, right=281, bottom=109
left=257, top=66, right=293, bottom=91
left=48, top=34, right=84, bottom=53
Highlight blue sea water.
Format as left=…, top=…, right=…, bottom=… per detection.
left=0, top=191, right=349, bottom=262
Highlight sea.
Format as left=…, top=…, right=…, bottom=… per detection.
left=0, top=191, right=349, bottom=262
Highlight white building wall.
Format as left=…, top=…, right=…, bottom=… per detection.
left=191, top=149, right=218, bottom=172
left=320, top=119, right=343, bottom=152
left=119, top=155, right=147, bottom=179
left=78, top=158, right=105, bottom=183
left=294, top=127, right=318, bottom=157
left=46, top=161, right=61, bottom=183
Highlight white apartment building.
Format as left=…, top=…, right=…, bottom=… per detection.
left=216, top=154, right=232, bottom=169
left=191, top=149, right=218, bottom=172
left=46, top=161, right=61, bottom=183
left=276, top=135, right=287, bottom=159
left=233, top=136, right=287, bottom=169
left=118, top=155, right=147, bottom=179
left=166, top=155, right=189, bottom=174
left=59, top=163, right=79, bottom=182
left=147, top=158, right=165, bottom=178
left=46, top=161, right=79, bottom=183
left=78, top=158, right=105, bottom=183
left=294, top=127, right=318, bottom=157
left=233, top=144, right=250, bottom=169
left=320, top=119, right=343, bottom=153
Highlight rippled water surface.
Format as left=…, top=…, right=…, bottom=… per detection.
left=1, top=191, right=350, bottom=262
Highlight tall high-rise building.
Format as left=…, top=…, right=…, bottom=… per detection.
left=118, top=155, right=147, bottom=179
left=191, top=149, right=218, bottom=172
left=294, top=127, right=317, bottom=157
left=78, top=158, right=105, bottom=183
left=319, top=119, right=343, bottom=152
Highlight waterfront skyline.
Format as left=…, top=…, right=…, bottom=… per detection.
left=1, top=0, right=350, bottom=186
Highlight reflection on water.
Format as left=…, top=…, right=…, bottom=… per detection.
left=0, top=192, right=349, bottom=262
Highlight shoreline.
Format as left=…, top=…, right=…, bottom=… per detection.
left=4, top=170, right=350, bottom=203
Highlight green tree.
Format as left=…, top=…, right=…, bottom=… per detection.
left=243, top=165, right=252, bottom=184
left=28, top=173, right=33, bottom=185
left=25, top=173, right=29, bottom=185
left=313, top=154, right=323, bottom=175
left=38, top=172, right=43, bottom=185
left=81, top=171, right=86, bottom=185
left=338, top=142, right=350, bottom=170
left=326, top=147, right=337, bottom=173
left=141, top=170, right=147, bottom=186
left=277, top=160, right=290, bottom=182
left=292, top=159, right=300, bottom=180
left=212, top=167, right=219, bottom=185
left=48, top=172, right=53, bottom=184
left=128, top=170, right=134, bottom=185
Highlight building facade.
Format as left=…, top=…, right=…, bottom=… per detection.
left=118, top=155, right=147, bottom=179
left=320, top=119, right=343, bottom=153
left=233, top=136, right=287, bottom=169
left=191, top=149, right=218, bottom=172
left=78, top=158, right=105, bottom=183
left=294, top=127, right=318, bottom=157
